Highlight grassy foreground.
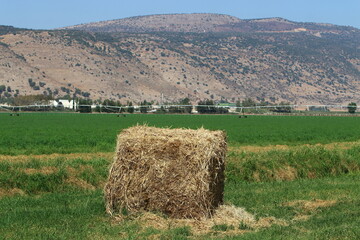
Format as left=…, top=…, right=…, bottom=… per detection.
left=1, top=145, right=360, bottom=239
left=1, top=113, right=360, bottom=239
left=2, top=174, right=360, bottom=239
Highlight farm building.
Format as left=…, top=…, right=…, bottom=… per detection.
left=50, top=99, right=77, bottom=109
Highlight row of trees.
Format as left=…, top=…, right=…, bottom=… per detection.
left=78, top=98, right=226, bottom=114
left=235, top=98, right=292, bottom=113
left=78, top=98, right=193, bottom=114
left=1, top=93, right=358, bottom=114
left=196, top=100, right=229, bottom=114
left=78, top=99, right=136, bottom=113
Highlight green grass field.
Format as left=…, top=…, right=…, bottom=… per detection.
left=1, top=113, right=360, bottom=239
left=1, top=113, right=360, bottom=155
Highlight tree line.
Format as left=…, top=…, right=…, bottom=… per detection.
left=1, top=94, right=357, bottom=114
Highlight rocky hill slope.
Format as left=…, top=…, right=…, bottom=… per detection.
left=0, top=14, right=359, bottom=104
left=63, top=13, right=356, bottom=35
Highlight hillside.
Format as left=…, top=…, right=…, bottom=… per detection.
left=0, top=14, right=359, bottom=105
left=63, top=13, right=357, bottom=35
left=63, top=13, right=241, bottom=33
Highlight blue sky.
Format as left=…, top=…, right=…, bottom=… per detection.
left=1, top=0, right=359, bottom=29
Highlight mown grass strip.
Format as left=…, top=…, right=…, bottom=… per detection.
left=227, top=145, right=360, bottom=182
left=0, top=157, right=110, bottom=195
left=1, top=145, right=360, bottom=196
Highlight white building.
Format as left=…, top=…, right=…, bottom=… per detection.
left=50, top=100, right=77, bottom=109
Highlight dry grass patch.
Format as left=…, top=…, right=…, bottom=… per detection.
left=23, top=166, right=58, bottom=175
left=65, top=177, right=96, bottom=190
left=292, top=214, right=312, bottom=222
left=285, top=199, right=337, bottom=212
left=0, top=155, right=109, bottom=195
left=284, top=199, right=338, bottom=222
left=274, top=166, right=298, bottom=181
left=64, top=165, right=100, bottom=190
left=0, top=152, right=113, bottom=162
left=254, top=216, right=288, bottom=228
left=228, top=141, right=360, bottom=154
left=231, top=145, right=290, bottom=153
left=0, top=188, right=26, bottom=198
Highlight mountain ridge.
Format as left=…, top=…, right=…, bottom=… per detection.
left=61, top=13, right=358, bottom=34
left=0, top=13, right=359, bottom=105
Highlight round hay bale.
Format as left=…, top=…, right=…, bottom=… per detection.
left=105, top=125, right=227, bottom=219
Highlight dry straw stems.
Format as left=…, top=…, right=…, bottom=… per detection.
left=116, top=205, right=288, bottom=236
left=105, top=125, right=227, bottom=219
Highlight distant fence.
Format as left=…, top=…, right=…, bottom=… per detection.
left=0, top=104, right=358, bottom=116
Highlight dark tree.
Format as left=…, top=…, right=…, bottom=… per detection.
left=0, top=85, right=5, bottom=93
left=78, top=98, right=92, bottom=113
left=196, top=99, right=216, bottom=114
left=139, top=100, right=151, bottom=113
left=348, top=102, right=357, bottom=114
left=127, top=102, right=134, bottom=113
left=242, top=98, right=256, bottom=107
left=179, top=97, right=193, bottom=114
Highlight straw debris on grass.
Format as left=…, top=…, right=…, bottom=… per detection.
left=137, top=205, right=256, bottom=235
left=105, top=125, right=227, bottom=219
left=115, top=204, right=287, bottom=236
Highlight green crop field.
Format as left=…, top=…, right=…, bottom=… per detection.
left=1, top=113, right=360, bottom=155
left=1, top=113, right=360, bottom=239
